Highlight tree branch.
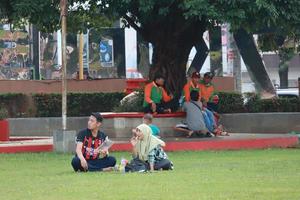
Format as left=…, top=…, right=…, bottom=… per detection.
left=123, top=14, right=145, bottom=35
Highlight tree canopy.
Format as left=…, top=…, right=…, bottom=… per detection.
left=2, top=0, right=300, bottom=95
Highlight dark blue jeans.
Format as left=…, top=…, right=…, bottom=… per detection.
left=71, top=156, right=116, bottom=172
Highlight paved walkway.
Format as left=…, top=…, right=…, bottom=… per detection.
left=0, top=133, right=298, bottom=153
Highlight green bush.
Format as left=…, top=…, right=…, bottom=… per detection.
left=33, top=92, right=125, bottom=117
left=0, top=106, right=8, bottom=120
left=216, top=92, right=245, bottom=113
left=113, top=90, right=144, bottom=112
left=258, top=97, right=300, bottom=112
left=0, top=93, right=28, bottom=117
left=244, top=93, right=300, bottom=112
left=244, top=92, right=262, bottom=113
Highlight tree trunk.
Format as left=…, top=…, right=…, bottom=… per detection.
left=30, top=24, right=40, bottom=80
left=233, top=28, right=275, bottom=97
left=279, top=67, right=288, bottom=88
left=228, top=28, right=241, bottom=93
left=188, top=37, right=208, bottom=74
left=150, top=39, right=193, bottom=97
left=209, top=27, right=223, bottom=76
left=278, top=48, right=294, bottom=89
left=137, top=34, right=150, bottom=78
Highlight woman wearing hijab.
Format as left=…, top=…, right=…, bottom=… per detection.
left=130, top=124, right=173, bottom=171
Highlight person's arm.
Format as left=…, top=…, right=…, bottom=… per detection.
left=97, top=136, right=109, bottom=158
left=162, top=88, right=172, bottom=102
left=144, top=83, right=157, bottom=112
left=198, top=85, right=202, bottom=101
left=157, top=139, right=166, bottom=147
left=148, top=149, right=156, bottom=171
left=144, top=83, right=154, bottom=104
left=130, top=136, right=138, bottom=158
left=183, top=83, right=190, bottom=102
left=75, top=142, right=88, bottom=171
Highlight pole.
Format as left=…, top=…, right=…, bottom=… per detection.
left=79, top=33, right=84, bottom=80
left=60, top=0, right=67, bottom=130
left=298, top=77, right=300, bottom=97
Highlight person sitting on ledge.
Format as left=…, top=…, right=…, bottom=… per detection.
left=143, top=74, right=175, bottom=114
left=71, top=112, right=116, bottom=172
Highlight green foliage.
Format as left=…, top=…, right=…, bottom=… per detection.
left=216, top=92, right=245, bottom=113
left=245, top=93, right=300, bottom=112
left=113, top=91, right=144, bottom=112
left=33, top=93, right=61, bottom=117
left=3, top=0, right=113, bottom=33
left=0, top=93, right=28, bottom=117
left=33, top=92, right=125, bottom=117
left=0, top=106, right=8, bottom=120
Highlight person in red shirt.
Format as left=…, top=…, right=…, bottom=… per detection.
left=71, top=112, right=116, bottom=172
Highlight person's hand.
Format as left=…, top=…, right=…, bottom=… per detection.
left=151, top=102, right=156, bottom=113
left=100, top=149, right=108, bottom=157
left=80, top=158, right=88, bottom=171
left=130, top=136, right=138, bottom=146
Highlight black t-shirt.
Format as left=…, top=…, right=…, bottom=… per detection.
left=76, top=128, right=107, bottom=160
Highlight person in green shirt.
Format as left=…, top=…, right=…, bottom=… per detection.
left=143, top=74, right=174, bottom=114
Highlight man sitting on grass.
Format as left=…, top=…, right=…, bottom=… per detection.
left=71, top=112, right=116, bottom=172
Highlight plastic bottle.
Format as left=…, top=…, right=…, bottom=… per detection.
left=119, top=158, right=127, bottom=174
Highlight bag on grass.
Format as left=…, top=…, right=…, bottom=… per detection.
left=125, top=158, right=148, bottom=173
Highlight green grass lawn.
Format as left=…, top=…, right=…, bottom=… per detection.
left=0, top=149, right=300, bottom=200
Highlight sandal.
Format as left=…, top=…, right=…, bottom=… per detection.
left=186, top=131, right=194, bottom=138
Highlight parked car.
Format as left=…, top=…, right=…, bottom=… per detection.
left=276, top=88, right=299, bottom=98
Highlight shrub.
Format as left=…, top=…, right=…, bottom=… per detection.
left=33, top=92, right=126, bottom=117
left=0, top=106, right=8, bottom=120
left=113, top=90, right=144, bottom=112
left=216, top=92, right=245, bottom=113
left=244, top=93, right=300, bottom=112
left=244, top=92, right=262, bottom=113
left=0, top=93, right=28, bottom=117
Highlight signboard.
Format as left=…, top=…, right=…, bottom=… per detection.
left=99, top=39, right=113, bottom=67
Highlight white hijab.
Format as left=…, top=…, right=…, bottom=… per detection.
left=135, top=124, right=165, bottom=161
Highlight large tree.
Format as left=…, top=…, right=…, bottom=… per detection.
left=94, top=0, right=300, bottom=96
left=3, top=0, right=300, bottom=96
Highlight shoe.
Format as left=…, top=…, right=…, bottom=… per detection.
left=170, top=161, right=174, bottom=170
left=205, top=132, right=212, bottom=137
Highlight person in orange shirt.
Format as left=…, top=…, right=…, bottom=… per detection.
left=182, top=71, right=202, bottom=102
left=143, top=74, right=173, bottom=114
left=199, top=72, right=228, bottom=136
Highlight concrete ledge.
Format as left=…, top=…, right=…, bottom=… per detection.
left=8, top=112, right=300, bottom=137
left=53, top=130, right=77, bottom=153
left=221, top=113, right=300, bottom=133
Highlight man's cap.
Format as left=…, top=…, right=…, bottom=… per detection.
left=191, top=71, right=201, bottom=78
left=204, top=72, right=214, bottom=79
left=91, top=112, right=103, bottom=122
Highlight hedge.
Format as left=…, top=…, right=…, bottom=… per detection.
left=245, top=93, right=300, bottom=112
left=0, top=93, right=28, bottom=117
left=32, top=92, right=125, bottom=117
left=0, top=92, right=299, bottom=117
